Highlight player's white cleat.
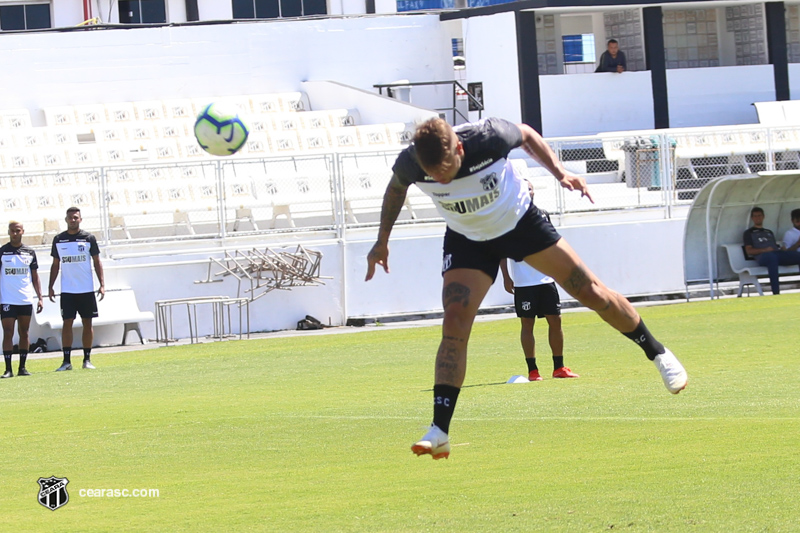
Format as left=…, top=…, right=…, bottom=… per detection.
left=653, top=348, right=688, bottom=394
left=411, top=424, right=450, bottom=460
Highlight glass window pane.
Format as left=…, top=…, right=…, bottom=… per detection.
left=255, top=0, right=279, bottom=18
left=232, top=0, right=255, bottom=18
left=280, top=0, right=302, bottom=17
left=119, top=1, right=140, bottom=23
left=25, top=4, right=51, bottom=30
left=0, top=5, right=26, bottom=31
left=141, top=0, right=166, bottom=23
left=303, top=0, right=327, bottom=16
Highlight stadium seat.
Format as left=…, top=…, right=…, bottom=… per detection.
left=327, top=109, right=360, bottom=128
left=12, top=128, right=47, bottom=149
left=249, top=93, right=282, bottom=114
left=104, top=102, right=137, bottom=123
left=277, top=92, right=310, bottom=112
left=92, top=123, right=128, bottom=144
left=66, top=146, right=102, bottom=166
left=0, top=108, right=33, bottom=130
left=43, top=106, right=78, bottom=127
left=329, top=127, right=361, bottom=150
left=272, top=113, right=302, bottom=132
left=298, top=130, right=331, bottom=152
left=134, top=100, right=166, bottom=121
left=163, top=99, right=196, bottom=121
left=269, top=131, right=301, bottom=154
left=74, top=104, right=107, bottom=127
left=44, top=127, right=80, bottom=146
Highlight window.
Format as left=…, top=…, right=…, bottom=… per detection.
left=562, top=34, right=596, bottom=63
left=232, top=0, right=326, bottom=19
left=0, top=3, right=51, bottom=31
left=119, top=0, right=166, bottom=24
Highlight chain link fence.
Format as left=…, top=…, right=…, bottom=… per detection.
left=4, top=124, right=799, bottom=247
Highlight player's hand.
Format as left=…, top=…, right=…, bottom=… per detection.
left=558, top=172, right=594, bottom=203
left=36, top=298, right=43, bottom=314
left=365, top=241, right=390, bottom=281
left=503, top=277, right=515, bottom=295
left=48, top=288, right=56, bottom=303
left=98, top=286, right=106, bottom=301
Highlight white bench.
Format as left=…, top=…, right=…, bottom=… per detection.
left=722, top=243, right=800, bottom=296
left=34, top=288, right=154, bottom=348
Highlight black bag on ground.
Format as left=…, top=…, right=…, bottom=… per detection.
left=297, top=315, right=324, bottom=331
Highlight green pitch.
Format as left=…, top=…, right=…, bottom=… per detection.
left=2, top=294, right=799, bottom=531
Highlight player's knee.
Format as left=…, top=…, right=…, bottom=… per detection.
left=442, top=308, right=475, bottom=335
left=576, top=283, right=612, bottom=311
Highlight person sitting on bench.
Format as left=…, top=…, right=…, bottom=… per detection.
left=743, top=206, right=800, bottom=295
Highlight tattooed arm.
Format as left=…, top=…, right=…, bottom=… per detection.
left=365, top=174, right=410, bottom=281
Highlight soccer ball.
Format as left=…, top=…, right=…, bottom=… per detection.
left=194, top=103, right=249, bottom=156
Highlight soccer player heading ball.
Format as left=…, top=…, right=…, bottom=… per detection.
left=365, top=118, right=688, bottom=460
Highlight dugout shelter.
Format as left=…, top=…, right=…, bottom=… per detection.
left=683, top=171, right=800, bottom=298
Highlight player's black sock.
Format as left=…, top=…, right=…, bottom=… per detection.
left=62, top=347, right=72, bottom=365
left=432, top=384, right=460, bottom=434
left=83, top=348, right=91, bottom=362
left=3, top=351, right=12, bottom=372
left=525, top=358, right=538, bottom=372
left=19, top=351, right=27, bottom=370
left=623, top=319, right=665, bottom=361
left=553, top=356, right=564, bottom=370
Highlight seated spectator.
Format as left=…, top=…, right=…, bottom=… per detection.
left=743, top=206, right=800, bottom=295
left=782, top=208, right=800, bottom=252
left=595, top=39, right=627, bottom=73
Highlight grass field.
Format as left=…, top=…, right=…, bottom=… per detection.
left=2, top=294, right=799, bottom=532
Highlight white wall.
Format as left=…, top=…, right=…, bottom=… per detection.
left=789, top=63, right=800, bottom=100
left=667, top=65, right=773, bottom=127
left=540, top=71, right=654, bottom=137
left=463, top=12, right=521, bottom=124
left=55, top=0, right=86, bottom=26
left=197, top=0, right=233, bottom=20
left=0, top=15, right=451, bottom=124
left=301, top=81, right=438, bottom=124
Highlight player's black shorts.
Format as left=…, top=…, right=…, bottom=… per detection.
left=514, top=283, right=561, bottom=318
left=442, top=204, right=561, bottom=282
left=0, top=304, right=33, bottom=320
left=60, top=292, right=98, bottom=320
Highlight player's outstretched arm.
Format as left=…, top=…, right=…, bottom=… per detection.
left=517, top=123, right=594, bottom=204
left=366, top=175, right=409, bottom=281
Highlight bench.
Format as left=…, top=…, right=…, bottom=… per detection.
left=722, top=243, right=800, bottom=296
left=34, top=288, right=154, bottom=348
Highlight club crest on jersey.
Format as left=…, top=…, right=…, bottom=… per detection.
left=37, top=476, right=70, bottom=511
left=480, top=173, right=498, bottom=191
left=78, top=244, right=86, bottom=252
left=521, top=301, right=531, bottom=311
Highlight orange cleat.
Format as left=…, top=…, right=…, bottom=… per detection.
left=553, top=367, right=580, bottom=378
left=528, top=370, right=543, bottom=381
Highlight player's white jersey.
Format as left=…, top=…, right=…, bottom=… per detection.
left=0, top=243, right=39, bottom=305
left=393, top=118, right=530, bottom=241
left=509, top=259, right=554, bottom=288
left=51, top=230, right=100, bottom=294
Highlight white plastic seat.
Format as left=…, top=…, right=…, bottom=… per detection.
left=43, top=106, right=78, bottom=127
left=0, top=148, right=37, bottom=171
left=176, top=137, right=213, bottom=160
left=67, top=146, right=102, bottom=166
left=385, top=122, right=414, bottom=146
left=269, top=131, right=301, bottom=155
left=329, top=127, right=361, bottom=150
left=12, top=128, right=47, bottom=149
left=0, top=108, right=33, bottom=129
left=74, top=104, right=107, bottom=127
left=272, top=113, right=302, bottom=132
left=92, top=123, right=128, bottom=144
left=154, top=120, right=191, bottom=139
left=249, top=93, right=282, bottom=114
left=134, top=100, right=166, bottom=121
left=104, top=102, right=137, bottom=123
left=126, top=123, right=158, bottom=145
left=145, top=139, right=181, bottom=162
left=44, top=127, right=80, bottom=146
left=163, top=99, right=196, bottom=121
left=35, top=148, right=70, bottom=170
left=298, top=130, right=331, bottom=152
left=327, top=109, right=360, bottom=128
left=298, top=111, right=333, bottom=130
left=98, top=143, right=137, bottom=164
left=238, top=131, right=271, bottom=157
left=356, top=125, right=392, bottom=149
left=277, top=92, right=310, bottom=112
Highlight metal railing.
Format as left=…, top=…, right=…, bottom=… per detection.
left=5, top=123, right=800, bottom=249
left=373, top=80, right=483, bottom=124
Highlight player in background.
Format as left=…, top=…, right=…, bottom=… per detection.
left=365, top=117, right=687, bottom=460
left=500, top=257, right=579, bottom=381
left=0, top=222, right=44, bottom=378
left=48, top=207, right=105, bottom=371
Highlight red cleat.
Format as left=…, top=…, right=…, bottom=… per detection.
left=553, top=367, right=579, bottom=378
left=528, top=370, right=543, bottom=381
